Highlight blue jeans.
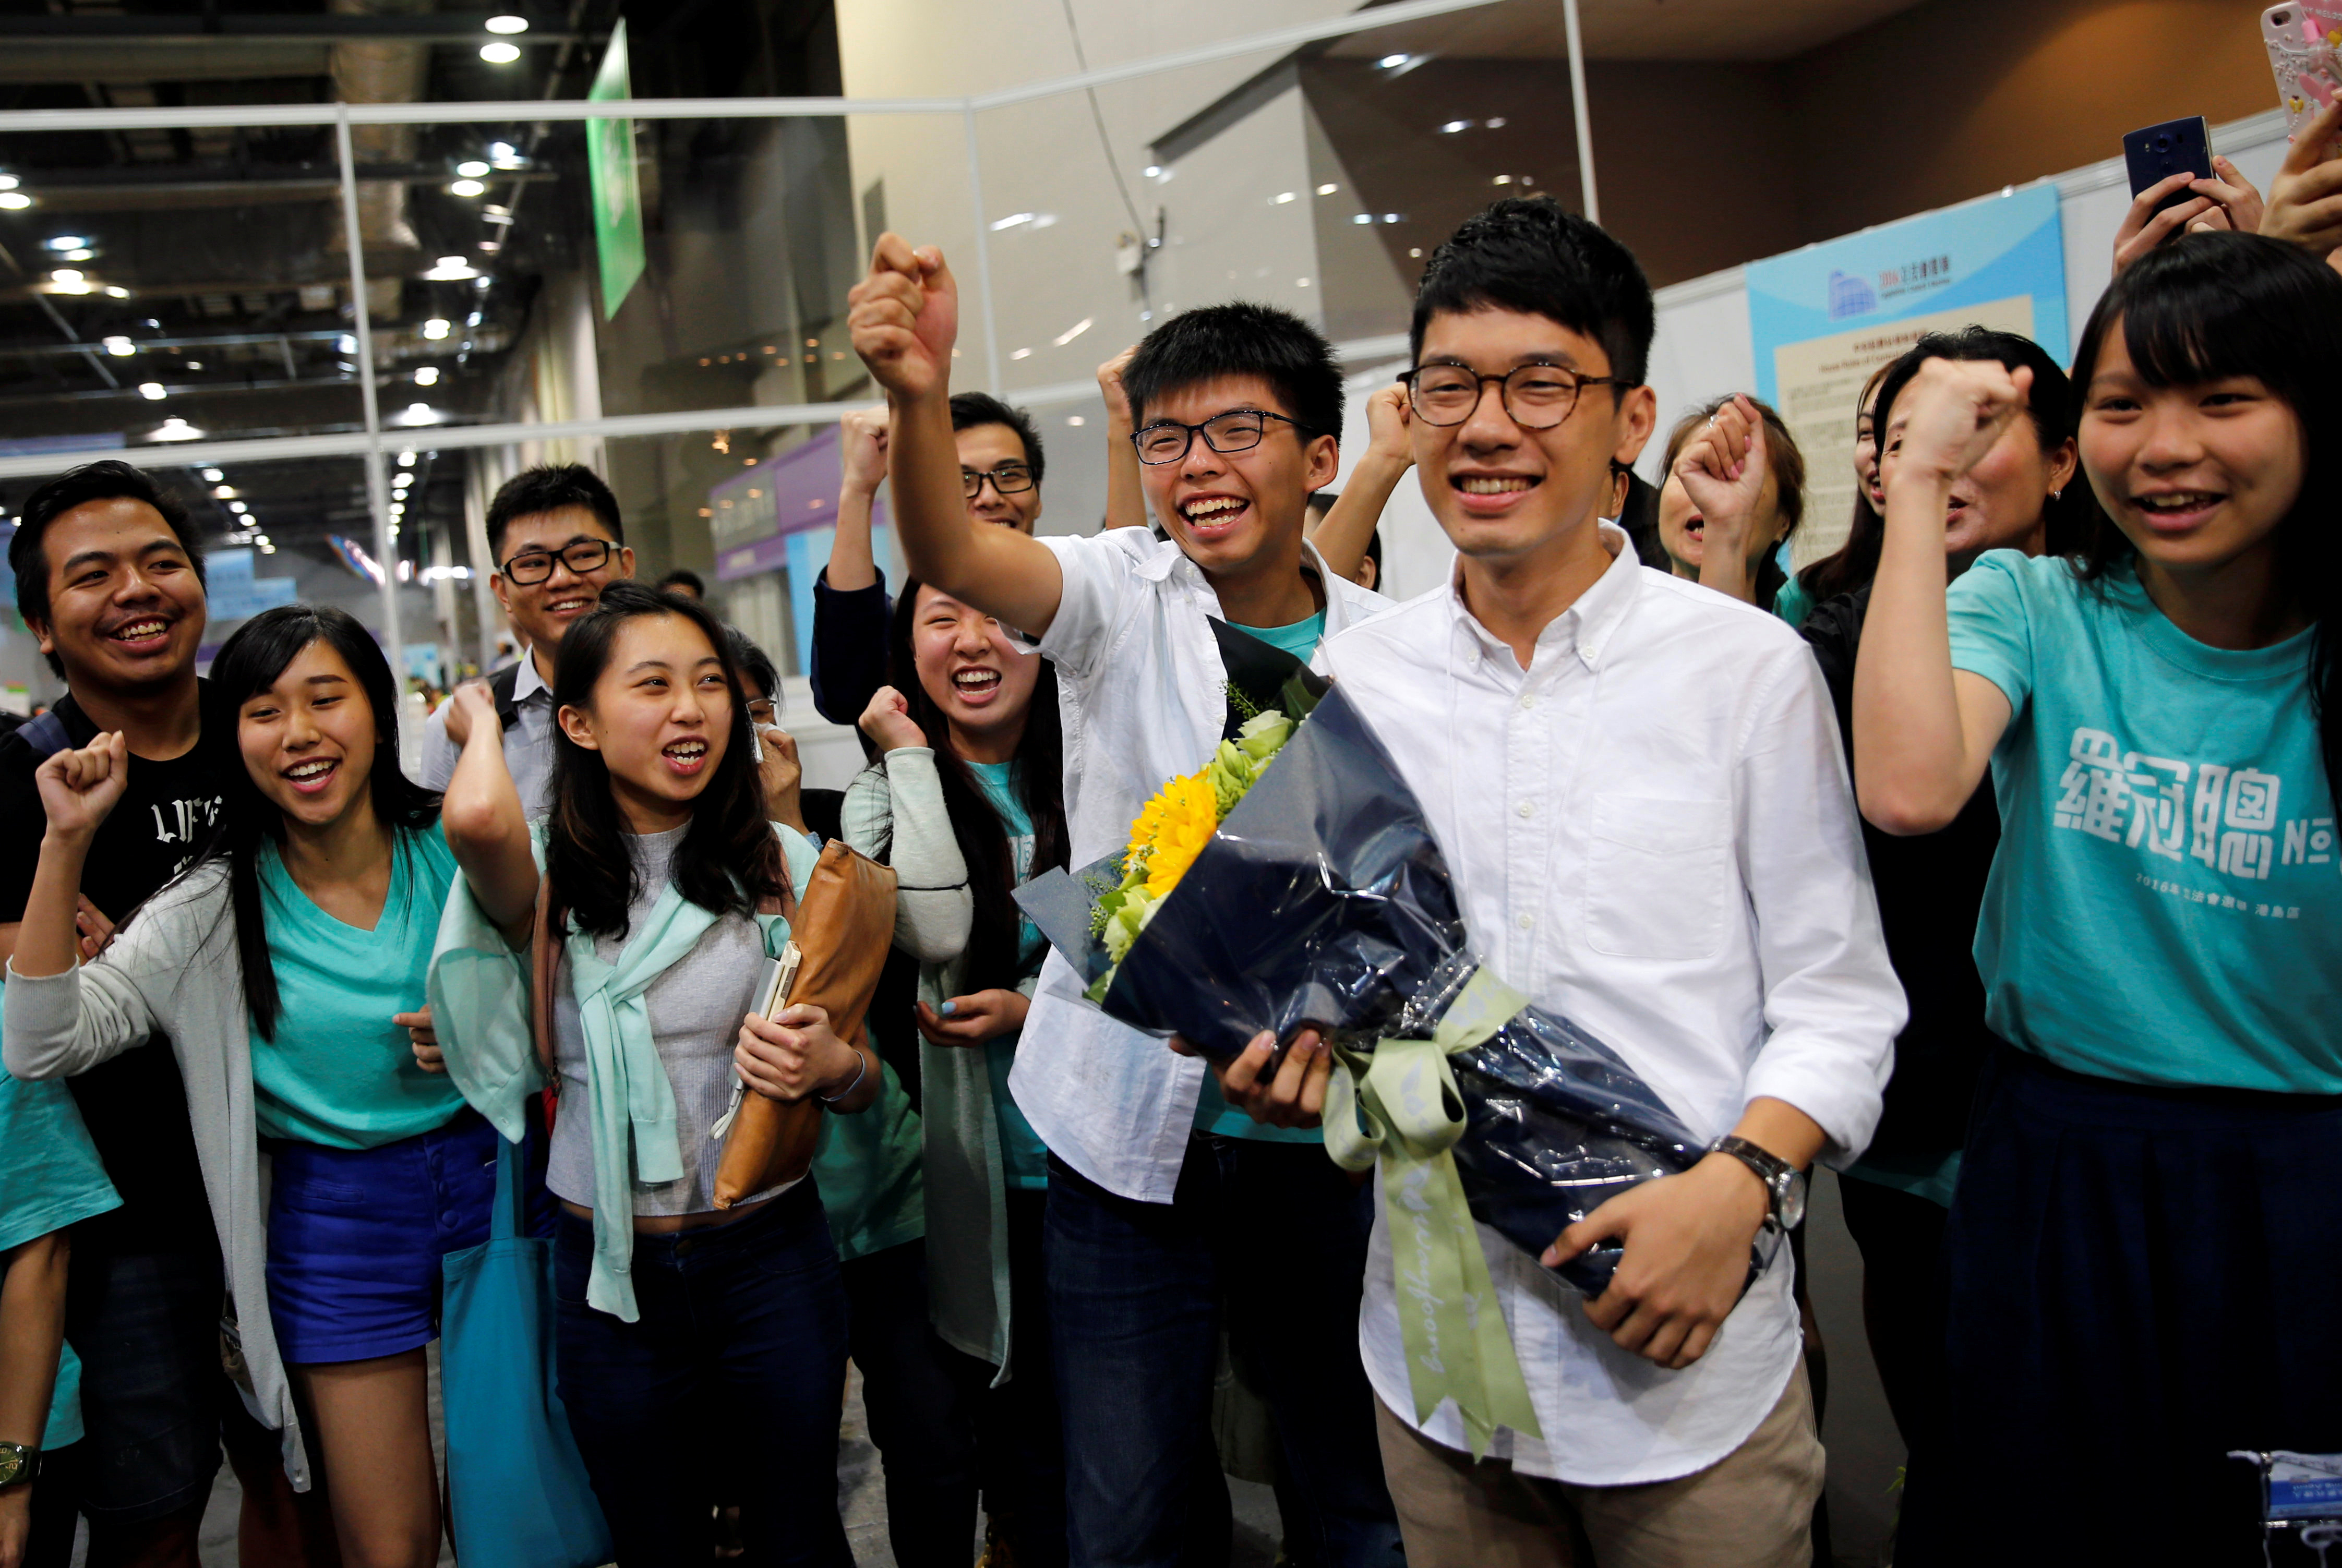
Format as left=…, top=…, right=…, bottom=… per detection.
left=842, top=1239, right=980, bottom=1568
left=1045, top=1138, right=1403, bottom=1568
left=553, top=1181, right=852, bottom=1567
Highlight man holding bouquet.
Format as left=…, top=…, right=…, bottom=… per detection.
left=1223, top=198, right=1904, bottom=1565
left=849, top=238, right=1401, bottom=1566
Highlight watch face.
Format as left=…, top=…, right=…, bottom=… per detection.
left=1781, top=1168, right=1809, bottom=1231
left=0, top=1446, right=27, bottom=1487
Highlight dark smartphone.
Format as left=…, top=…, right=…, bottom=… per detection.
left=2123, top=116, right=2215, bottom=214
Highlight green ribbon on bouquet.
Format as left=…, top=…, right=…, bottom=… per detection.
left=1323, top=968, right=1542, bottom=1458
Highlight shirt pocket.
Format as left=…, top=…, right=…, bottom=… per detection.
left=1586, top=792, right=1733, bottom=960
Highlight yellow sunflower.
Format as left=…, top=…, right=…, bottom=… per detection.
left=1129, top=769, right=1221, bottom=898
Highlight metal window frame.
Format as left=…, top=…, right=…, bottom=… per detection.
left=0, top=0, right=1591, bottom=651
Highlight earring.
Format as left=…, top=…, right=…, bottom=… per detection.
left=2050, top=489, right=2063, bottom=501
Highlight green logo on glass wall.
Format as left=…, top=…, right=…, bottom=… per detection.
left=587, top=18, right=646, bottom=320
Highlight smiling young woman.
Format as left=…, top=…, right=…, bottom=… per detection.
left=4, top=603, right=478, bottom=1568
left=1853, top=233, right=2342, bottom=1562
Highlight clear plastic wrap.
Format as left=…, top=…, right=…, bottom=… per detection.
left=1017, top=671, right=1768, bottom=1296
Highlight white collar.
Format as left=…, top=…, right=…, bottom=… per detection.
left=1445, top=521, right=1639, bottom=674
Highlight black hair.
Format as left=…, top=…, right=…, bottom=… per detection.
left=10, top=460, right=207, bottom=679
left=885, top=581, right=1070, bottom=993
left=1795, top=364, right=1895, bottom=605
left=655, top=568, right=706, bottom=598
left=485, top=463, right=624, bottom=563
left=1659, top=395, right=1806, bottom=607
left=1803, top=329, right=2084, bottom=604
left=1364, top=527, right=1383, bottom=579
left=725, top=624, right=779, bottom=705
left=2068, top=232, right=2342, bottom=812
left=950, top=392, right=1047, bottom=487
left=1412, top=196, right=1654, bottom=390
left=1306, top=491, right=1338, bottom=519
left=196, top=604, right=441, bottom=1040
left=544, top=581, right=787, bottom=939
left=1124, top=301, right=1344, bottom=448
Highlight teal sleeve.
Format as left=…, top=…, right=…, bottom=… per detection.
left=424, top=835, right=545, bottom=1144
left=1945, top=550, right=2039, bottom=716
left=0, top=1063, right=122, bottom=1253
left=1770, top=575, right=1814, bottom=631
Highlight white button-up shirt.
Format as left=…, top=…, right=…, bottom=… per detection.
left=420, top=654, right=558, bottom=819
left=1322, top=524, right=1903, bottom=1485
left=1007, top=527, right=1392, bottom=1202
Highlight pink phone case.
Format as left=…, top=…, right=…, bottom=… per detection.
left=2264, top=3, right=2342, bottom=138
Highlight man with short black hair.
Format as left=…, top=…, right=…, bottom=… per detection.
left=1226, top=196, right=1902, bottom=1568
left=655, top=566, right=706, bottom=601
left=852, top=236, right=1402, bottom=1568
left=419, top=462, right=634, bottom=814
left=0, top=460, right=329, bottom=1564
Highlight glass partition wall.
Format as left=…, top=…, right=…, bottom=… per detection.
left=0, top=0, right=1567, bottom=741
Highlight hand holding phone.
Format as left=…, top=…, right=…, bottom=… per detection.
left=2264, top=5, right=2342, bottom=143
left=2123, top=117, right=2216, bottom=216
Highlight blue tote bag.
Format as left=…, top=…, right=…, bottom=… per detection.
left=441, top=1136, right=614, bottom=1567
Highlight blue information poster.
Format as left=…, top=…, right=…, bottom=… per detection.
left=1743, top=183, right=2067, bottom=563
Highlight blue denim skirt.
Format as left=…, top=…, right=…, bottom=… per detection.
left=265, top=1109, right=497, bottom=1365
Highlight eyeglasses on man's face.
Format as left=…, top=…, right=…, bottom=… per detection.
left=962, top=463, right=1036, bottom=499
left=500, top=538, right=615, bottom=586
left=1399, top=362, right=1629, bottom=431
left=1130, top=409, right=1311, bottom=466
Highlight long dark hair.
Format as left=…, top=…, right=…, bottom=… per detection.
left=1801, top=329, right=2085, bottom=602
left=2068, top=232, right=2342, bottom=812
left=200, top=604, right=441, bottom=1040
left=1796, top=363, right=1894, bottom=604
left=544, top=581, right=786, bottom=939
left=886, top=581, right=1069, bottom=992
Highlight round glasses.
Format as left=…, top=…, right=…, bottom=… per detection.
left=1399, top=363, right=1628, bottom=430
left=500, top=538, right=615, bottom=585
left=1131, top=409, right=1311, bottom=466
left=962, top=463, right=1036, bottom=499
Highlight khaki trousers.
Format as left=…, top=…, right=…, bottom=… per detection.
left=1372, top=1358, right=1825, bottom=1568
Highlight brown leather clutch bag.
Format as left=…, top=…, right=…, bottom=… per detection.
left=710, top=839, right=898, bottom=1207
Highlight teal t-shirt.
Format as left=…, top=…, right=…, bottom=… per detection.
left=1194, top=612, right=1330, bottom=1145
left=0, top=1056, right=123, bottom=1448
left=1947, top=550, right=2341, bottom=1091
left=811, top=1060, right=928, bottom=1259
left=1771, top=573, right=1816, bottom=631
left=253, top=821, right=470, bottom=1147
left=968, top=761, right=1051, bottom=1189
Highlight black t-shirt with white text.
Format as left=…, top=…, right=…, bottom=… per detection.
left=0, top=688, right=227, bottom=1255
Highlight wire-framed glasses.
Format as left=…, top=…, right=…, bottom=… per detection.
left=1130, top=409, right=1311, bottom=465
left=1400, top=362, right=1628, bottom=430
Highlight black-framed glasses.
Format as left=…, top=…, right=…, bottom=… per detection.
left=1131, top=409, right=1312, bottom=466
left=962, top=463, right=1036, bottom=499
left=1400, top=362, right=1629, bottom=430
left=499, top=539, right=615, bottom=585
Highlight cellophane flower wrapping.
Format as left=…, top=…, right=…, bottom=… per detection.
left=1017, top=664, right=1761, bottom=1297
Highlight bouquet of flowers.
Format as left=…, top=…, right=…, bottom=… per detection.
left=1017, top=624, right=1767, bottom=1453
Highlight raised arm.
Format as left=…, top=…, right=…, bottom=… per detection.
left=1672, top=394, right=1772, bottom=607
left=438, top=682, right=539, bottom=945
left=849, top=234, right=1064, bottom=635
left=847, top=686, right=974, bottom=964
left=1309, top=385, right=1414, bottom=583
left=826, top=407, right=890, bottom=593
left=1852, top=359, right=2020, bottom=835
left=13, top=734, right=129, bottom=982
left=1099, top=346, right=1149, bottom=532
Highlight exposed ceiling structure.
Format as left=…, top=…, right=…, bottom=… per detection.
left=1331, top=0, right=1929, bottom=63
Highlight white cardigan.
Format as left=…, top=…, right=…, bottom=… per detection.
left=4, top=863, right=311, bottom=1490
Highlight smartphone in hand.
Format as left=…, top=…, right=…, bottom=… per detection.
left=2263, top=4, right=2342, bottom=141
left=2122, top=116, right=2215, bottom=215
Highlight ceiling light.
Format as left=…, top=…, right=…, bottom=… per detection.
left=1485, top=116, right=1508, bottom=129
left=104, top=286, right=129, bottom=298
left=336, top=333, right=357, bottom=353
left=230, top=501, right=248, bottom=514
left=485, top=15, right=529, bottom=33
left=401, top=402, right=440, bottom=425
left=137, top=381, right=166, bottom=400
left=479, top=41, right=521, bottom=63
left=1274, top=191, right=1295, bottom=204
left=488, top=143, right=520, bottom=166
left=43, top=235, right=87, bottom=251
left=0, top=176, right=18, bottom=191
left=466, top=310, right=484, bottom=326
left=1316, top=183, right=1337, bottom=196
left=50, top=269, right=83, bottom=286
left=1352, top=213, right=1373, bottom=225
left=102, top=335, right=134, bottom=356
left=1143, top=165, right=1161, bottom=178
left=1052, top=317, right=1093, bottom=347
left=62, top=248, right=93, bottom=262
left=1442, top=120, right=1471, bottom=134
left=422, top=318, right=452, bottom=340
left=1379, top=52, right=1410, bottom=68
left=424, top=256, right=478, bottom=280
left=1494, top=174, right=1512, bottom=185
left=1296, top=277, right=1311, bottom=287
left=455, top=160, right=490, bottom=179
left=1384, top=213, right=1401, bottom=223
left=414, top=366, right=440, bottom=387
left=0, top=193, right=32, bottom=210
left=989, top=212, right=1035, bottom=232
left=397, top=451, right=416, bottom=467
left=448, top=178, right=487, bottom=198
left=1010, top=347, right=1032, bottom=360
left=184, top=359, right=202, bottom=369
left=201, top=467, right=224, bottom=481
left=151, top=417, right=201, bottom=441
left=1067, top=415, right=1086, bottom=427
left=212, top=485, right=235, bottom=499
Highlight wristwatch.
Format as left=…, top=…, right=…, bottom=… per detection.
left=1709, top=1135, right=1808, bottom=1231
left=0, top=1443, right=40, bottom=1487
